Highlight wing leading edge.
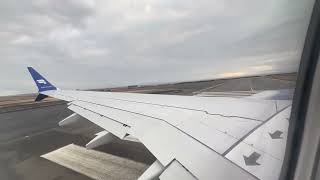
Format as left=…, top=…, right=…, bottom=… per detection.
left=27, top=67, right=291, bottom=180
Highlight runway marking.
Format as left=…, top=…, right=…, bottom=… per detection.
left=195, top=91, right=255, bottom=97
left=267, top=76, right=296, bottom=83
left=41, top=144, right=147, bottom=180
left=0, top=128, right=54, bottom=145
left=192, top=82, right=226, bottom=94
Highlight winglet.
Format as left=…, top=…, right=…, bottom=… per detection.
left=27, top=67, right=57, bottom=92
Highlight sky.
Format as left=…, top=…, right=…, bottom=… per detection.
left=0, top=0, right=315, bottom=95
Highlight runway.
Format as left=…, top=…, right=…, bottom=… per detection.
left=0, top=104, right=154, bottom=180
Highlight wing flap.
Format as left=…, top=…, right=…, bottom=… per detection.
left=159, top=160, right=196, bottom=180
left=241, top=107, right=290, bottom=160
left=68, top=103, right=130, bottom=138
left=226, top=142, right=282, bottom=180
left=70, top=100, right=160, bottom=138
left=139, top=122, right=256, bottom=180
left=176, top=116, right=259, bottom=154
left=225, top=106, right=290, bottom=180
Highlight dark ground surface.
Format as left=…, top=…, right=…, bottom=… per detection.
left=0, top=105, right=155, bottom=180
left=91, top=73, right=297, bottom=95
left=0, top=104, right=89, bottom=180
left=0, top=73, right=297, bottom=180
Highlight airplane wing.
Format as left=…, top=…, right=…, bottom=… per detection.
left=27, top=67, right=291, bottom=180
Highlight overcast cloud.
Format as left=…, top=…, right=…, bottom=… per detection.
left=0, top=0, right=315, bottom=95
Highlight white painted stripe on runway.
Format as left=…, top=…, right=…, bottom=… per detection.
left=41, top=144, right=147, bottom=180
left=195, top=91, right=255, bottom=97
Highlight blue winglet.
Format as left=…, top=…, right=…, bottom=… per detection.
left=27, top=67, right=57, bottom=92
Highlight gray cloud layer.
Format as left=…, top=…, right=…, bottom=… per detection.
left=0, top=0, right=315, bottom=95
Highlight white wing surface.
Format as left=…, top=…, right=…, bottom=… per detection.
left=28, top=67, right=292, bottom=180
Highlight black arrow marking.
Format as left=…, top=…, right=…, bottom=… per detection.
left=269, top=130, right=283, bottom=139
left=243, top=152, right=261, bottom=166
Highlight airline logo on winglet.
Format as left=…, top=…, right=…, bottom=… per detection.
left=37, top=79, right=47, bottom=84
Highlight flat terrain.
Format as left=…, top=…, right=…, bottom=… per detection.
left=0, top=73, right=296, bottom=180
left=0, top=104, right=88, bottom=180
left=0, top=104, right=155, bottom=180
left=91, top=73, right=296, bottom=95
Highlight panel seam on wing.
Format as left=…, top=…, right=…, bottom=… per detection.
left=71, top=103, right=132, bottom=128
left=69, top=99, right=233, bottom=158
left=222, top=105, right=291, bottom=157
left=96, top=97, right=263, bottom=121
left=57, top=92, right=264, bottom=122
